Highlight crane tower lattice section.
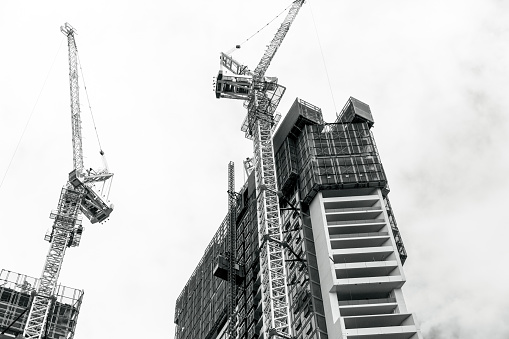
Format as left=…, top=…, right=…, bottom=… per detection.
left=215, top=1, right=305, bottom=337
left=243, top=1, right=305, bottom=337
left=253, top=117, right=291, bottom=338
left=23, top=188, right=82, bottom=339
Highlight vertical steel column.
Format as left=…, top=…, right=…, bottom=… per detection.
left=227, top=161, right=237, bottom=339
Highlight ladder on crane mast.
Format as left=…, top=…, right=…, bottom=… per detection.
left=214, top=1, right=305, bottom=338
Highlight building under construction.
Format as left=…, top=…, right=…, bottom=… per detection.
left=0, top=270, right=83, bottom=339
left=174, top=97, right=422, bottom=339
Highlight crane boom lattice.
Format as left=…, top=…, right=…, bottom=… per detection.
left=61, top=23, right=84, bottom=174
left=253, top=0, right=304, bottom=78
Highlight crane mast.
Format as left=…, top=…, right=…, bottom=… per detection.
left=23, top=188, right=83, bottom=339
left=23, top=23, right=113, bottom=339
left=215, top=1, right=305, bottom=338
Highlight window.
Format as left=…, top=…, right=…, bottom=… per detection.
left=19, top=295, right=29, bottom=307
left=0, top=291, right=11, bottom=302
left=306, top=322, right=314, bottom=335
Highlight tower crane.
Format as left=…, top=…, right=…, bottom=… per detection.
left=22, top=23, right=114, bottom=339
left=214, top=1, right=305, bottom=338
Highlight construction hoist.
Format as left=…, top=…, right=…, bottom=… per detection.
left=22, top=23, right=114, bottom=339
left=214, top=1, right=305, bottom=338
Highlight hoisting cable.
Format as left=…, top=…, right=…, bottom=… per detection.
left=76, top=49, right=104, bottom=156
left=308, top=0, right=338, bottom=117
left=0, top=37, right=65, bottom=191
left=225, top=1, right=294, bottom=55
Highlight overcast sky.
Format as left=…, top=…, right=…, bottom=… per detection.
left=1, top=0, right=508, bottom=338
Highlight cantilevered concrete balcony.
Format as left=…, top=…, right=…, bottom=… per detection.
left=343, top=310, right=420, bottom=338
left=309, top=189, right=422, bottom=339
left=326, top=211, right=384, bottom=223
left=332, top=246, right=396, bottom=263
left=323, top=197, right=380, bottom=211
left=334, top=260, right=400, bottom=279
left=328, top=219, right=387, bottom=235
left=339, top=298, right=398, bottom=316
left=332, top=276, right=406, bottom=300
left=330, top=232, right=391, bottom=249
left=344, top=325, right=420, bottom=339
left=324, top=196, right=387, bottom=235
left=343, top=312, right=420, bottom=339
left=344, top=313, right=414, bottom=329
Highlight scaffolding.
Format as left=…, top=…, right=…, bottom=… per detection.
left=174, top=215, right=230, bottom=339
left=0, top=270, right=83, bottom=339
left=174, top=175, right=265, bottom=339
